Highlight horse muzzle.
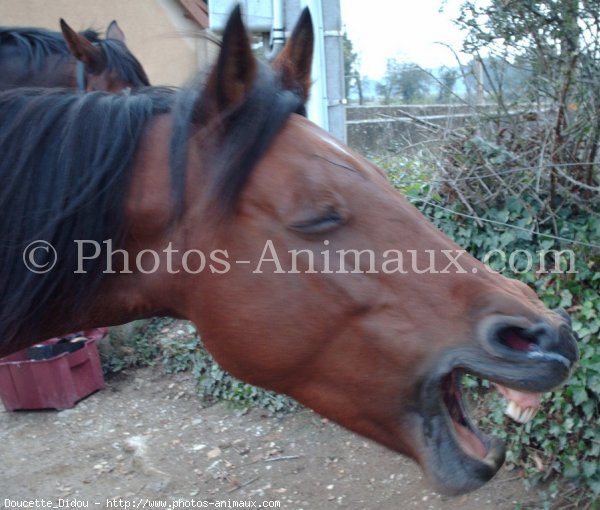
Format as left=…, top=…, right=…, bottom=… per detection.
left=415, top=309, right=579, bottom=495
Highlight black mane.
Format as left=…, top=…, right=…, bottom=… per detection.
left=0, top=27, right=100, bottom=68
left=0, top=62, right=303, bottom=349
left=94, top=38, right=150, bottom=86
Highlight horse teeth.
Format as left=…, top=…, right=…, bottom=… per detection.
left=504, top=400, right=538, bottom=424
left=528, top=407, right=539, bottom=422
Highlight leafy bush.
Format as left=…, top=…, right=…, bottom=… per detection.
left=100, top=319, right=164, bottom=373
left=453, top=0, right=600, bottom=211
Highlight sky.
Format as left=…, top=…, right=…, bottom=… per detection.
left=340, top=0, right=470, bottom=79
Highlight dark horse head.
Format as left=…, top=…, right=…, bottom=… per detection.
left=0, top=7, right=578, bottom=496
left=0, top=19, right=149, bottom=91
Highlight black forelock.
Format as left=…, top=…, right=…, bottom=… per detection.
left=169, top=61, right=304, bottom=216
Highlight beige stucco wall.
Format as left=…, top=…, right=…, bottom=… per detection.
left=0, top=0, right=219, bottom=86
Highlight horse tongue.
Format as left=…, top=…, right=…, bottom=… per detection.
left=493, top=384, right=542, bottom=424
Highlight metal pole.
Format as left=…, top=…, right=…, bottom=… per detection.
left=291, top=0, right=346, bottom=142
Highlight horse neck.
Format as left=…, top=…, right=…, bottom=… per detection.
left=95, top=114, right=200, bottom=322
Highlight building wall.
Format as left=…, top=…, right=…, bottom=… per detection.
left=0, top=0, right=219, bottom=86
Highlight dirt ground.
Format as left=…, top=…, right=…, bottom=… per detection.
left=0, top=362, right=556, bottom=510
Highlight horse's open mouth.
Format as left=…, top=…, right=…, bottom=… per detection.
left=420, top=365, right=547, bottom=496
left=441, top=369, right=542, bottom=462
left=420, top=320, right=577, bottom=496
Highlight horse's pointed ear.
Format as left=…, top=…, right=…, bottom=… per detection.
left=106, top=20, right=126, bottom=43
left=203, top=5, right=257, bottom=116
left=60, top=18, right=105, bottom=74
left=272, top=8, right=313, bottom=101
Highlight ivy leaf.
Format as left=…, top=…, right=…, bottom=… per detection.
left=572, top=387, right=589, bottom=406
left=582, top=461, right=598, bottom=478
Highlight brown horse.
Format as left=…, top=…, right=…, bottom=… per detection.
left=0, top=19, right=149, bottom=91
left=0, top=7, right=578, bottom=496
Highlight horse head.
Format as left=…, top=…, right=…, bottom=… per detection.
left=60, top=18, right=149, bottom=92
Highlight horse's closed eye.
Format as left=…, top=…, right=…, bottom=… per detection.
left=289, top=210, right=346, bottom=234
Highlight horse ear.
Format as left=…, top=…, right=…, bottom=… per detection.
left=202, top=5, right=257, bottom=116
left=60, top=18, right=105, bottom=74
left=272, top=8, right=313, bottom=101
left=106, top=20, right=126, bottom=43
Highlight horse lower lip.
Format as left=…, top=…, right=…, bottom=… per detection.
left=423, top=403, right=505, bottom=496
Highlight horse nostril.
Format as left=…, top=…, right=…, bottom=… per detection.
left=479, top=313, right=579, bottom=367
left=553, top=307, right=572, bottom=327
left=525, top=322, right=560, bottom=352
left=494, top=321, right=576, bottom=367
left=496, top=326, right=537, bottom=352
left=494, top=322, right=560, bottom=353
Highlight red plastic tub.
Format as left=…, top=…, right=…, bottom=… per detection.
left=0, top=328, right=107, bottom=411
